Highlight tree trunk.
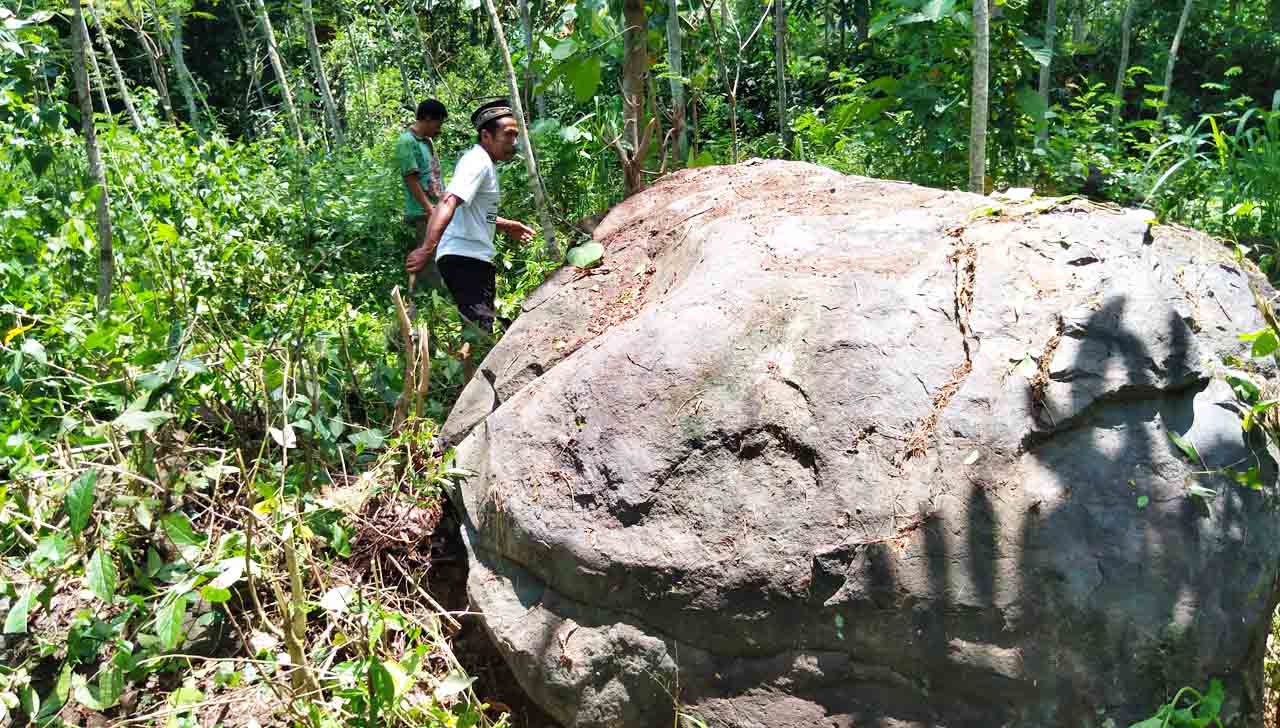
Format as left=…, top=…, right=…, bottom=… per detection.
left=1111, top=0, right=1135, bottom=132
left=302, top=0, right=343, bottom=146
left=1036, top=0, right=1057, bottom=146
left=70, top=0, right=116, bottom=315
left=854, top=0, right=870, bottom=44
left=168, top=8, right=202, bottom=133
left=824, top=0, right=832, bottom=46
left=667, top=0, right=688, bottom=162
left=252, top=0, right=304, bottom=143
left=376, top=3, right=415, bottom=110
left=1071, top=0, right=1087, bottom=45
left=968, top=0, right=990, bottom=194
left=480, top=0, right=560, bottom=258
left=774, top=0, right=790, bottom=153
left=228, top=0, right=269, bottom=113
left=622, top=0, right=649, bottom=194
left=128, top=0, right=175, bottom=123
left=518, top=0, right=535, bottom=117
left=82, top=13, right=113, bottom=114
left=1158, top=0, right=1194, bottom=121
left=93, top=9, right=144, bottom=130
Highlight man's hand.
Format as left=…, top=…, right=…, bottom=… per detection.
left=406, top=246, right=432, bottom=274
left=499, top=219, right=536, bottom=244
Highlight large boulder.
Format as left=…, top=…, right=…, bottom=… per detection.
left=442, top=161, right=1280, bottom=727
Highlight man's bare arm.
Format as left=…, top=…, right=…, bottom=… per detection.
left=406, top=194, right=462, bottom=273
left=404, top=172, right=434, bottom=217
left=496, top=217, right=536, bottom=243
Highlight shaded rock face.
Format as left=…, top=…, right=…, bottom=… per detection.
left=442, top=161, right=1280, bottom=727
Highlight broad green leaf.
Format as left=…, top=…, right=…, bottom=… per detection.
left=566, top=242, right=604, bottom=269
left=97, top=666, right=123, bottom=708
left=550, top=39, right=576, bottom=61
left=268, top=425, right=297, bottom=449
left=31, top=534, right=70, bottom=570
left=1229, top=466, right=1264, bottom=491
left=155, top=222, right=179, bottom=243
left=162, top=513, right=206, bottom=562
left=4, top=587, right=37, bottom=634
left=1015, top=86, right=1048, bottom=123
left=169, top=685, right=203, bottom=708
left=86, top=547, right=118, bottom=604
left=156, top=592, right=188, bottom=650
left=111, top=410, right=174, bottom=433
left=1243, top=400, right=1279, bottom=431
left=1016, top=32, right=1053, bottom=67
left=1251, top=330, right=1279, bottom=357
left=66, top=469, right=97, bottom=536
left=1136, top=495, right=1149, bottom=509
left=1167, top=431, right=1203, bottom=466
left=369, top=660, right=398, bottom=707
left=71, top=673, right=103, bottom=711
left=434, top=670, right=474, bottom=699
left=200, top=586, right=232, bottom=603
left=348, top=428, right=385, bottom=453
left=1227, top=374, right=1261, bottom=402
left=567, top=56, right=603, bottom=104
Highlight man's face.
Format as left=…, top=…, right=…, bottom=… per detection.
left=485, top=117, right=520, bottom=161
left=422, top=118, right=444, bottom=138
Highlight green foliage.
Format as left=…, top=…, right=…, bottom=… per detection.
left=1128, top=680, right=1226, bottom=728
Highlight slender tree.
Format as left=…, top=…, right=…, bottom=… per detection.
left=227, top=0, right=268, bottom=112
left=667, top=0, right=688, bottom=162
left=373, top=2, right=414, bottom=109
left=92, top=7, right=144, bottom=130
left=1036, top=0, right=1057, bottom=146
left=126, top=0, right=176, bottom=122
left=252, top=0, right=304, bottom=142
left=622, top=0, right=649, bottom=190
left=1111, top=0, right=1135, bottom=132
left=480, top=0, right=559, bottom=257
left=1071, top=0, right=1087, bottom=45
left=518, top=0, right=537, bottom=117
left=81, top=13, right=113, bottom=114
left=1158, top=0, right=1194, bottom=122
left=302, top=0, right=343, bottom=146
left=700, top=0, right=772, bottom=163
left=774, top=0, right=790, bottom=153
left=167, top=6, right=202, bottom=133
left=968, top=0, right=990, bottom=194
left=69, top=0, right=116, bottom=314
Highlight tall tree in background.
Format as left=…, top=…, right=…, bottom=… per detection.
left=701, top=0, right=772, bottom=164
left=620, top=0, right=652, bottom=194
left=1158, top=0, right=1194, bottom=122
left=227, top=0, right=268, bottom=112
left=774, top=0, right=790, bottom=153
left=480, top=0, right=558, bottom=257
left=1111, top=0, right=1135, bottom=132
left=667, top=0, right=687, bottom=161
left=518, top=0, right=541, bottom=118
left=1036, top=0, right=1057, bottom=147
left=252, top=0, right=304, bottom=143
left=81, top=13, right=113, bottom=113
left=302, top=0, right=343, bottom=146
left=93, top=7, right=145, bottom=130
left=126, top=0, right=176, bottom=123
left=167, top=5, right=203, bottom=133
left=375, top=3, right=415, bottom=109
left=1070, top=0, right=1087, bottom=45
left=968, top=0, right=990, bottom=194
left=69, top=0, right=116, bottom=313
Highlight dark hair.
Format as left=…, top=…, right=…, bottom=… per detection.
left=472, top=99, right=512, bottom=143
left=416, top=99, right=447, bottom=121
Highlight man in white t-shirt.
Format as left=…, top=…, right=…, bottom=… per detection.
left=405, top=99, right=535, bottom=338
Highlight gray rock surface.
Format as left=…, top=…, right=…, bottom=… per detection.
left=443, top=160, right=1280, bottom=727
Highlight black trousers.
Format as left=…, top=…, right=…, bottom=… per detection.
left=436, top=255, right=497, bottom=334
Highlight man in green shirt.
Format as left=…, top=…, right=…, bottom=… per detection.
left=395, top=99, right=447, bottom=249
